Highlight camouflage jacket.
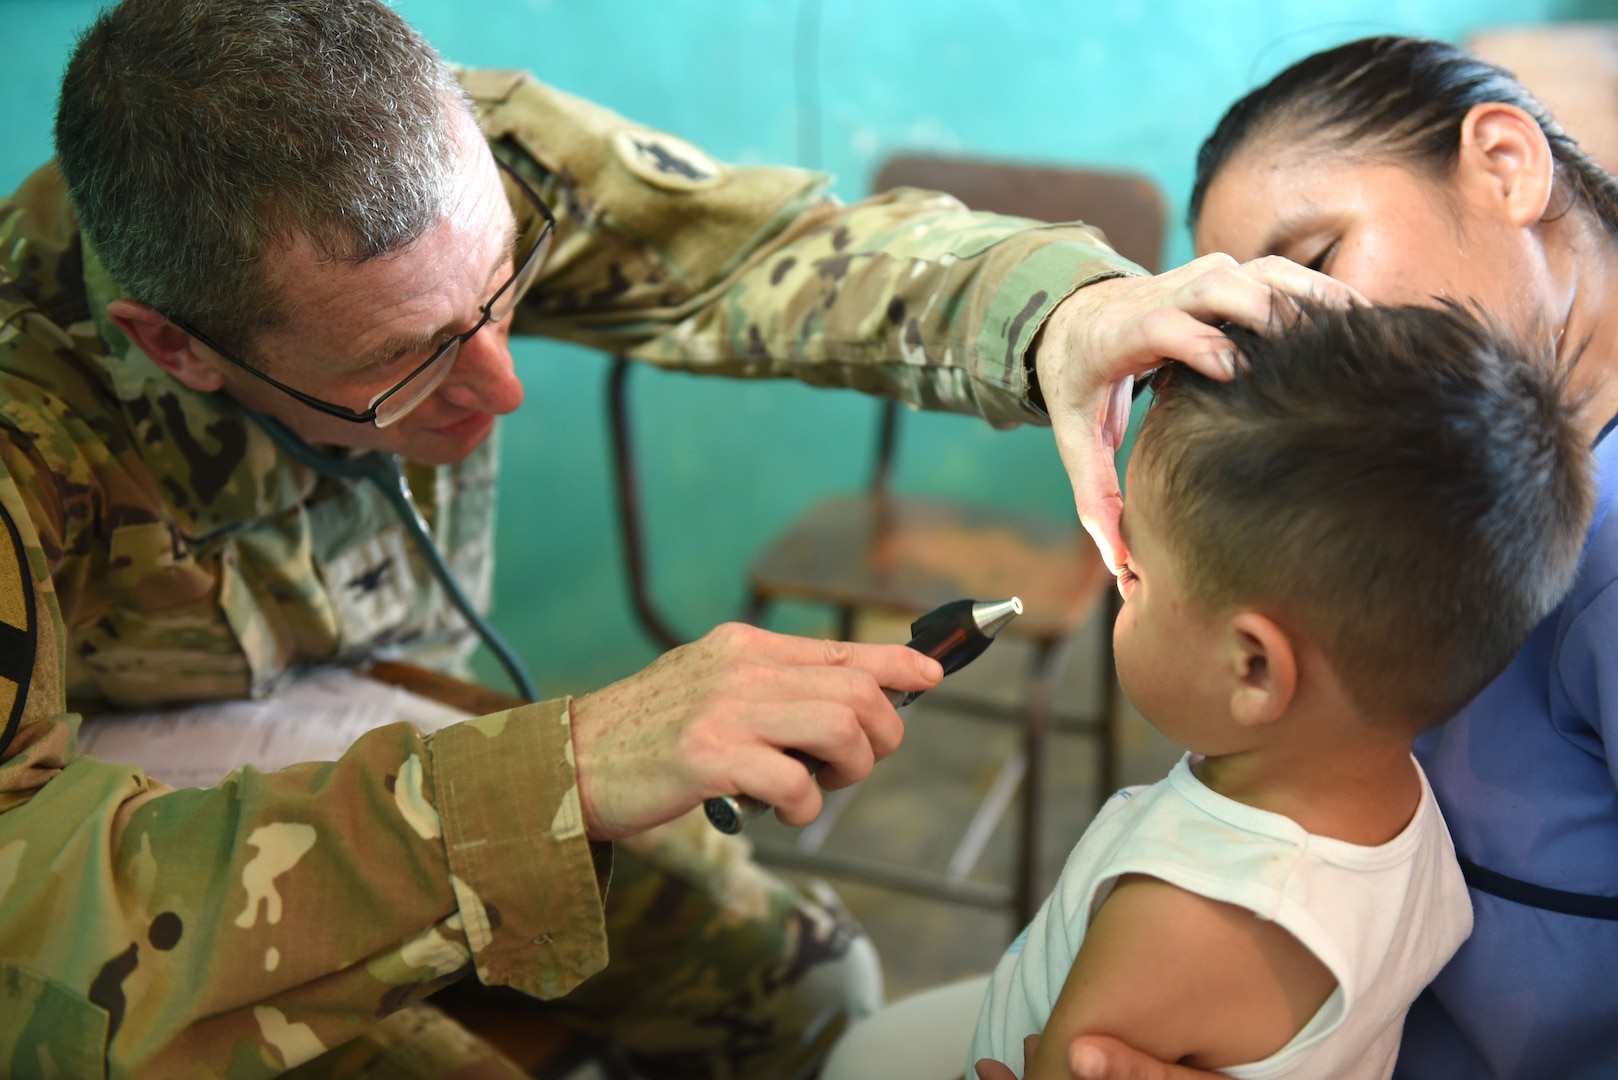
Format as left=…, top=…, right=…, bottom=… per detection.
left=0, top=68, right=1138, bottom=1075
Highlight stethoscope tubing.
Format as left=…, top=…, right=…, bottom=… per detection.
left=254, top=415, right=537, bottom=703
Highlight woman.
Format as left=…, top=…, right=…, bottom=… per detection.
left=1044, top=34, right=1618, bottom=1080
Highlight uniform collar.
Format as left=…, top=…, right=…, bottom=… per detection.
left=79, top=237, right=318, bottom=540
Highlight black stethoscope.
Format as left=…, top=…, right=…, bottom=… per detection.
left=254, top=414, right=536, bottom=702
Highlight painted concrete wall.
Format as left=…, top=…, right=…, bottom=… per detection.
left=4, top=1, right=1612, bottom=696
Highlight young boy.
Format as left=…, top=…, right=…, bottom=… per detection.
left=969, top=302, right=1593, bottom=1079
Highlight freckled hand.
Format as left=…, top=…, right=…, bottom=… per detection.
left=704, top=597, right=1022, bottom=833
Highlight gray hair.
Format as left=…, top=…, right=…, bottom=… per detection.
left=56, top=0, right=467, bottom=353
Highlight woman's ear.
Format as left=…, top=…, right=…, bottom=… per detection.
left=1456, top=101, right=1554, bottom=228
left=1227, top=611, right=1297, bottom=729
left=106, top=299, right=226, bottom=392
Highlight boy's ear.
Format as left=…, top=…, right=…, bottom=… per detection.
left=1227, top=611, right=1297, bottom=728
left=106, top=298, right=226, bottom=392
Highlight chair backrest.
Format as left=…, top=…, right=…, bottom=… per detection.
left=872, top=154, right=1166, bottom=273
left=607, top=157, right=1167, bottom=646
left=867, top=155, right=1167, bottom=491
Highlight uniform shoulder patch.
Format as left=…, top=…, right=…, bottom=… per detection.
left=612, top=129, right=727, bottom=192
left=0, top=499, right=34, bottom=757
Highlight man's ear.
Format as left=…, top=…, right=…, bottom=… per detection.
left=1456, top=101, right=1554, bottom=229
left=1227, top=611, right=1296, bottom=729
left=106, top=299, right=226, bottom=392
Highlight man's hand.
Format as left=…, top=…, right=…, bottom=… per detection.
left=1033, top=253, right=1361, bottom=572
left=568, top=623, right=942, bottom=840
left=974, top=1034, right=1217, bottom=1080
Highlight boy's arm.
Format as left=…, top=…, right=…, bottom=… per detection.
left=1025, top=874, right=1337, bottom=1079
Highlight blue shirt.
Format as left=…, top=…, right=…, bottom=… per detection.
left=1398, top=419, right=1618, bottom=1079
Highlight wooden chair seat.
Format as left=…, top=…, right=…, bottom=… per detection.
left=747, top=493, right=1111, bottom=643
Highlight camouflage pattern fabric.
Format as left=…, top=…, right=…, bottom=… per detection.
left=0, top=64, right=1141, bottom=1076
left=282, top=812, right=874, bottom=1080
left=281, top=1003, right=533, bottom=1080
left=427, top=810, right=882, bottom=1080
left=546, top=810, right=882, bottom=1079
left=469, top=69, right=1135, bottom=430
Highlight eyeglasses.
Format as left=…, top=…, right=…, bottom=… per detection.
left=169, top=157, right=556, bottom=429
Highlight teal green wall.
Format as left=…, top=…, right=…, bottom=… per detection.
left=5, top=1, right=1613, bottom=696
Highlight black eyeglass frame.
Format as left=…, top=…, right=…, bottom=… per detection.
left=167, top=157, right=556, bottom=428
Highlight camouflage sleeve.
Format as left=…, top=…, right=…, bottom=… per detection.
left=465, top=69, right=1144, bottom=429
left=0, top=456, right=608, bottom=1074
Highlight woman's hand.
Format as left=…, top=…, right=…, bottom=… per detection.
left=973, top=1033, right=1220, bottom=1080
left=1033, top=253, right=1361, bottom=572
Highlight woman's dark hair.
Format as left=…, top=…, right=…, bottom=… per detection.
left=1188, top=35, right=1618, bottom=240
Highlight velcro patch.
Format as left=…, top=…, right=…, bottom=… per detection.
left=612, top=130, right=726, bottom=192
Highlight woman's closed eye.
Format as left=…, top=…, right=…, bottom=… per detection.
left=1304, top=240, right=1339, bottom=273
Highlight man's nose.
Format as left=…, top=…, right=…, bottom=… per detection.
left=440, top=325, right=525, bottom=415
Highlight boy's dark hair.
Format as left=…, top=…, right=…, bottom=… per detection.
left=1134, top=302, right=1592, bottom=727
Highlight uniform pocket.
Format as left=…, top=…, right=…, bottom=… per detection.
left=105, top=520, right=216, bottom=611
left=79, top=521, right=256, bottom=705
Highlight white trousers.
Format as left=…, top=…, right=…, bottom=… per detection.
left=823, top=974, right=993, bottom=1080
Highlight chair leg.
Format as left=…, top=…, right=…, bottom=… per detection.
left=1016, top=639, right=1058, bottom=930
left=1097, top=589, right=1121, bottom=804
left=836, top=605, right=857, bottom=642
left=608, top=357, right=686, bottom=652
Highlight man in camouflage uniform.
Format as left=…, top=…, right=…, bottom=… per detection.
left=0, top=0, right=1335, bottom=1076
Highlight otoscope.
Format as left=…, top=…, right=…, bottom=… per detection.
left=704, top=596, right=1023, bottom=834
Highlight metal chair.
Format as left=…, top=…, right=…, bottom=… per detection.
left=608, top=155, right=1166, bottom=928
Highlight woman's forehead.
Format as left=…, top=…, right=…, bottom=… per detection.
left=1195, top=137, right=1407, bottom=251
left=1192, top=146, right=1310, bottom=256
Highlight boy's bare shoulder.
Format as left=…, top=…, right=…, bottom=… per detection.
left=1025, top=873, right=1337, bottom=1078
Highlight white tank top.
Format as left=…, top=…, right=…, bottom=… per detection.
left=970, top=754, right=1472, bottom=1079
